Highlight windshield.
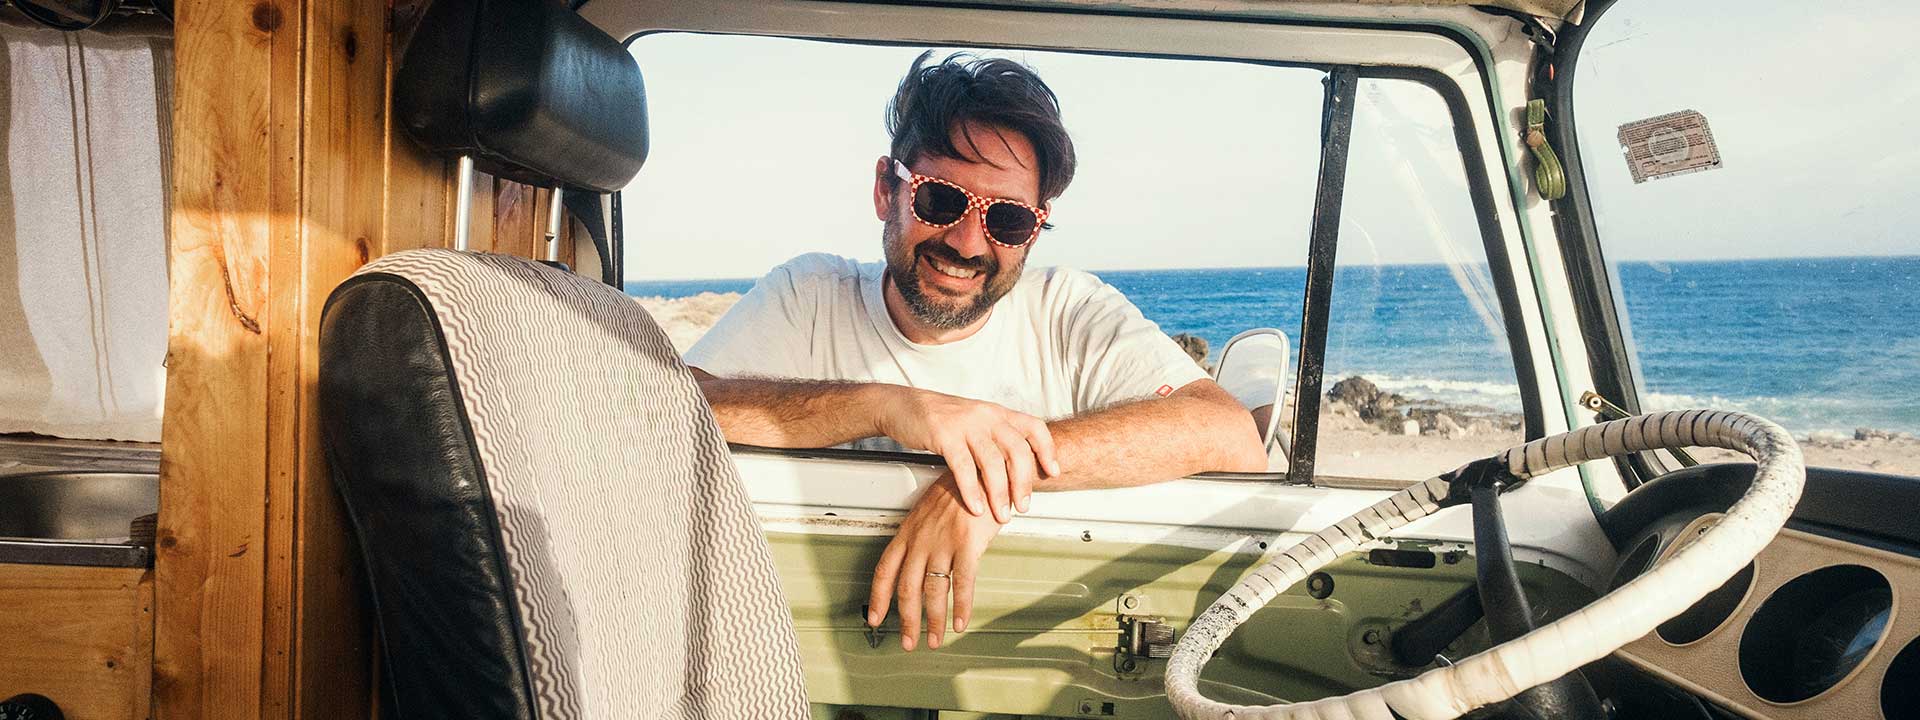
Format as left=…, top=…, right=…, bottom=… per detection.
left=622, top=33, right=1529, bottom=485
left=1573, top=0, right=1920, bottom=476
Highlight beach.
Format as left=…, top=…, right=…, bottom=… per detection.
left=637, top=292, right=1920, bottom=478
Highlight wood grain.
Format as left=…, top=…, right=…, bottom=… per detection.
left=0, top=564, right=152, bottom=720
left=157, top=0, right=283, bottom=714
left=158, top=0, right=604, bottom=715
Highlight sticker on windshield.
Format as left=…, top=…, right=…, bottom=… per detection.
left=1617, top=110, right=1722, bottom=183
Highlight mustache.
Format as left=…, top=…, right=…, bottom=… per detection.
left=915, top=240, right=995, bottom=274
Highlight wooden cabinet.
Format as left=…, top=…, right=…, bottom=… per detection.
left=0, top=564, right=152, bottom=720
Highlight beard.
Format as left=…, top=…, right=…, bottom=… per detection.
left=883, top=217, right=1025, bottom=330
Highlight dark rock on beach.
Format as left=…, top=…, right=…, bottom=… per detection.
left=1170, top=333, right=1211, bottom=371
left=1326, top=375, right=1523, bottom=439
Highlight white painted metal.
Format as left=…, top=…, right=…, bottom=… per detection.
left=734, top=451, right=1613, bottom=587
left=453, top=155, right=475, bottom=252
left=545, top=186, right=565, bottom=262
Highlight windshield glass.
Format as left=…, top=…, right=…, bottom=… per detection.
left=1574, top=0, right=1920, bottom=476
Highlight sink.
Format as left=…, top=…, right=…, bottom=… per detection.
left=0, top=471, right=157, bottom=567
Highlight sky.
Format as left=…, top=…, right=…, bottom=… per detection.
left=620, top=2, right=1920, bottom=280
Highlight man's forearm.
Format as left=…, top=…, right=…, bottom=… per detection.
left=694, top=372, right=892, bottom=448
left=1034, top=383, right=1266, bottom=491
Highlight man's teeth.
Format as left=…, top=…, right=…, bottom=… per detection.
left=926, top=257, right=980, bottom=279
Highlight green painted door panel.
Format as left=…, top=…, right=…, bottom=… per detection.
left=768, top=529, right=1594, bottom=718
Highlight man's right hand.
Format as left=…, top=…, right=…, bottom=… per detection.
left=872, top=386, right=1060, bottom=523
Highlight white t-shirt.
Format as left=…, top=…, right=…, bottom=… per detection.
left=684, top=253, right=1208, bottom=421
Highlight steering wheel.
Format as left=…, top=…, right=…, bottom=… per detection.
left=1165, top=410, right=1805, bottom=720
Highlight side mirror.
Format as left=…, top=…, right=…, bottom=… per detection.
left=1212, top=329, right=1292, bottom=471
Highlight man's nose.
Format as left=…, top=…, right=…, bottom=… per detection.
left=943, top=207, right=992, bottom=258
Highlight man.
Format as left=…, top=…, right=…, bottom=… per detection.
left=686, top=51, right=1265, bottom=651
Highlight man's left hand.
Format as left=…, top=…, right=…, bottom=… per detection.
left=866, top=473, right=1003, bottom=651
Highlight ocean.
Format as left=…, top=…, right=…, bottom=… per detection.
left=627, top=255, right=1920, bottom=436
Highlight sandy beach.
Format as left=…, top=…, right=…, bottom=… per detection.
left=637, top=293, right=1920, bottom=478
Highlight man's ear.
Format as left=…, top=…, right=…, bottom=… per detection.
left=873, top=156, right=895, bottom=222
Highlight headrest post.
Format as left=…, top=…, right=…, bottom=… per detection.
left=544, top=187, right=565, bottom=262
left=454, top=155, right=476, bottom=252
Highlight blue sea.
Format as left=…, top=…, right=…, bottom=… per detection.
left=628, top=256, right=1920, bottom=436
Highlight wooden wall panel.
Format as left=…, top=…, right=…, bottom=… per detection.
left=284, top=0, right=390, bottom=714
left=157, top=0, right=287, bottom=713
left=160, top=1, right=598, bottom=716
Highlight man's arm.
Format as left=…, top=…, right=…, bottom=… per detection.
left=692, top=368, right=1062, bottom=521
left=690, top=367, right=889, bottom=448
left=1038, top=378, right=1267, bottom=489
left=868, top=378, right=1263, bottom=650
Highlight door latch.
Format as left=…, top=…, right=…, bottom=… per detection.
left=1115, top=615, right=1176, bottom=673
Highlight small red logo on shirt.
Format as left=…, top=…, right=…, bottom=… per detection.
left=1155, top=384, right=1174, bottom=397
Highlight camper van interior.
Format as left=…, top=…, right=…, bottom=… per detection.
left=1, top=0, right=1916, bottom=719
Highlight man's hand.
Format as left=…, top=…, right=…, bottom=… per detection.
left=874, top=387, right=1061, bottom=523
left=866, top=475, right=1002, bottom=651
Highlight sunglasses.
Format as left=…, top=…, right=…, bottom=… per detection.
left=892, top=160, right=1051, bottom=248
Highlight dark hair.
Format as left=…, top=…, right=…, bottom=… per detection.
left=887, top=51, right=1077, bottom=203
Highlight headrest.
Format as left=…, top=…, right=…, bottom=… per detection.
left=395, top=0, right=647, bottom=193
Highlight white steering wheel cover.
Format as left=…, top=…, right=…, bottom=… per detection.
left=1165, top=410, right=1804, bottom=720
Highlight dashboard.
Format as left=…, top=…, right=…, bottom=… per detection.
left=1603, top=465, right=1918, bottom=720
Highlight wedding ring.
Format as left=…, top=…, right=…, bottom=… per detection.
left=925, top=571, right=951, bottom=579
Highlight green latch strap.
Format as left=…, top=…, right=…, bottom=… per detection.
left=1525, top=99, right=1568, bottom=201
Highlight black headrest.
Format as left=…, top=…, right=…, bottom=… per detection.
left=395, top=0, right=647, bottom=193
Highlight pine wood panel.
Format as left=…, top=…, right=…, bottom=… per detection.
left=0, top=564, right=152, bottom=720
left=285, top=0, right=388, bottom=714
left=159, top=0, right=600, bottom=715
left=157, top=0, right=286, bottom=715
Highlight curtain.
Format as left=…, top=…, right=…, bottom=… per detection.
left=0, top=23, right=170, bottom=442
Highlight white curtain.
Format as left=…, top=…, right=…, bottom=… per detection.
left=0, top=23, right=170, bottom=442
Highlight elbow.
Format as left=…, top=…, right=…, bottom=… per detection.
left=1213, top=407, right=1269, bottom=473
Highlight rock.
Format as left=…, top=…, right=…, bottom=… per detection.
left=1468, top=419, right=1496, bottom=436
left=1170, top=333, right=1210, bottom=370
left=1328, top=376, right=1381, bottom=408
left=1435, top=413, right=1465, bottom=437
left=1364, top=394, right=1401, bottom=423
left=1399, top=419, right=1421, bottom=436
left=1855, top=427, right=1909, bottom=442
left=1808, top=430, right=1849, bottom=446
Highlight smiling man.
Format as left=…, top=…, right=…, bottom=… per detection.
left=685, top=51, right=1264, bottom=651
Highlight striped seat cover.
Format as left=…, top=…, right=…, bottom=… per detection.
left=319, top=249, right=807, bottom=719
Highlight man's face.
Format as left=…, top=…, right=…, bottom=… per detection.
left=875, top=122, right=1044, bottom=333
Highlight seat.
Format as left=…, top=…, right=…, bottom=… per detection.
left=317, top=1, right=808, bottom=717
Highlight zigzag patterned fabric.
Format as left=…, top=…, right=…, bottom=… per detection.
left=355, top=249, right=809, bottom=718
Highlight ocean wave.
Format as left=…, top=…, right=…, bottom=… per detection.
left=1333, top=371, right=1524, bottom=413
left=1640, top=391, right=1918, bottom=436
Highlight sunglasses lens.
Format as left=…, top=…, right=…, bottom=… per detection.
left=984, top=203, right=1040, bottom=246
left=913, top=182, right=968, bottom=226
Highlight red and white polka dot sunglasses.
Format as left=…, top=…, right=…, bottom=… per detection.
left=893, top=159, right=1051, bottom=248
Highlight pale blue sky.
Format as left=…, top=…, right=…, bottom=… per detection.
left=620, top=2, right=1920, bottom=280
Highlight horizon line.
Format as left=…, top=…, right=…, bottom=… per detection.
left=625, top=252, right=1920, bottom=284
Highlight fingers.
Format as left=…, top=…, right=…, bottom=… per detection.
left=951, top=550, right=979, bottom=635
left=923, top=555, right=953, bottom=650
left=1020, top=415, right=1061, bottom=480
left=895, top=551, right=927, bottom=651
left=995, top=423, right=1037, bottom=517
left=867, top=536, right=908, bottom=628
left=969, top=437, right=1011, bottom=524
left=939, top=443, right=987, bottom=518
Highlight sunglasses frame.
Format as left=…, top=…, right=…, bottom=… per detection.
left=892, top=159, right=1050, bottom=248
